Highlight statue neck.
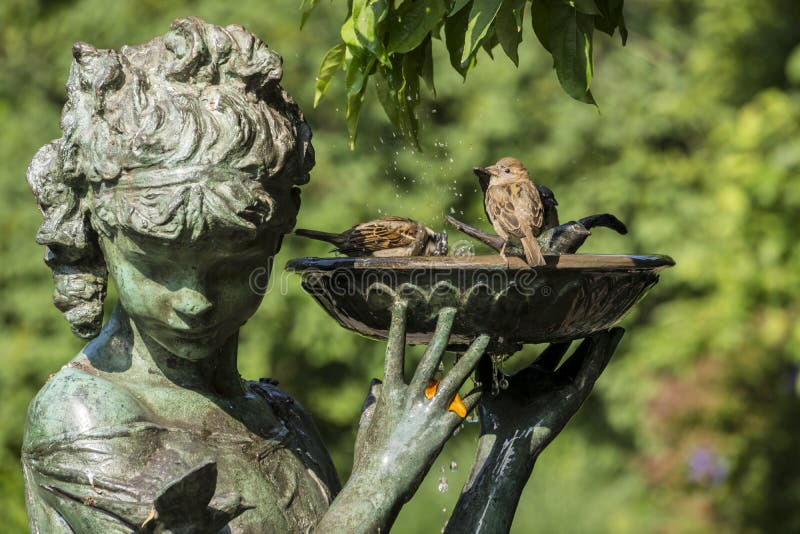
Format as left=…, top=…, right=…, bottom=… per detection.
left=108, top=304, right=245, bottom=396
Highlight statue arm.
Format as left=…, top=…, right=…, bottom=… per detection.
left=315, top=303, right=490, bottom=533
left=445, top=329, right=625, bottom=533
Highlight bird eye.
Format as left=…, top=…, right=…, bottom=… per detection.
left=504, top=168, right=510, bottom=173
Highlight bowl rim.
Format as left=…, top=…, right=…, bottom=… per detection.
left=285, top=254, right=675, bottom=273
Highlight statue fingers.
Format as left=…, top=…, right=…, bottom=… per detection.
left=408, top=307, right=457, bottom=398
left=533, top=341, right=572, bottom=371
left=384, top=301, right=408, bottom=388
left=435, top=334, right=490, bottom=405
left=573, top=328, right=624, bottom=392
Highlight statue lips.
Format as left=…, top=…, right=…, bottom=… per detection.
left=169, top=322, right=220, bottom=340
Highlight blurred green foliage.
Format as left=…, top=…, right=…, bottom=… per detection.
left=1, top=0, right=799, bottom=532
left=311, top=0, right=627, bottom=146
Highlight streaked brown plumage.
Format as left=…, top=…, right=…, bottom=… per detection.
left=473, top=157, right=546, bottom=266
left=295, top=216, right=448, bottom=257
left=476, top=176, right=559, bottom=231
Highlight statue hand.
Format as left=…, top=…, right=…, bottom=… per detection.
left=478, top=327, right=625, bottom=456
left=354, top=301, right=489, bottom=489
left=444, top=328, right=625, bottom=534
left=140, top=462, right=252, bottom=533
left=317, top=302, right=489, bottom=533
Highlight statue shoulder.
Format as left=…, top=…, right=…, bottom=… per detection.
left=23, top=356, right=147, bottom=450
left=248, top=377, right=310, bottom=422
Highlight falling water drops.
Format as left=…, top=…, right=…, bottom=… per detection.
left=437, top=477, right=449, bottom=493
left=449, top=461, right=458, bottom=472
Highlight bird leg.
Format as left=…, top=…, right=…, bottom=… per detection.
left=499, top=241, right=509, bottom=267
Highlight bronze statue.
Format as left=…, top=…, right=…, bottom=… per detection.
left=23, top=18, right=626, bottom=533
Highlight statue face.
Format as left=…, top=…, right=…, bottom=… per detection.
left=99, top=230, right=281, bottom=360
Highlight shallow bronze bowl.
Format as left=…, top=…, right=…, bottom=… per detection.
left=286, top=254, right=674, bottom=353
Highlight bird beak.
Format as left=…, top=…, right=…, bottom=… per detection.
left=552, top=198, right=559, bottom=206
left=472, top=166, right=492, bottom=181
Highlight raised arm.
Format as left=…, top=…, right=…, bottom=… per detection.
left=445, top=328, right=625, bottom=533
left=315, top=302, right=489, bottom=533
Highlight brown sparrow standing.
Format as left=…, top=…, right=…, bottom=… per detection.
left=295, top=216, right=448, bottom=257
left=476, top=169, right=559, bottom=231
left=473, top=157, right=546, bottom=266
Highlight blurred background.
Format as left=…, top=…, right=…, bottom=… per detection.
left=2, top=1, right=800, bottom=532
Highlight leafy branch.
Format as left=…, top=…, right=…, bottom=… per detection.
left=304, top=0, right=627, bottom=148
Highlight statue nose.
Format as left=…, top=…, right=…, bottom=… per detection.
left=171, top=288, right=214, bottom=317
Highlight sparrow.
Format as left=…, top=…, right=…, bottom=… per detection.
left=295, top=216, right=448, bottom=257
left=476, top=170, right=558, bottom=230
left=473, top=157, right=546, bottom=266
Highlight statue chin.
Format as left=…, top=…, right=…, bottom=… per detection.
left=126, top=315, right=239, bottom=361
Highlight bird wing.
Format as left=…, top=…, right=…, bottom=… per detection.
left=486, top=180, right=544, bottom=238
left=340, top=217, right=421, bottom=254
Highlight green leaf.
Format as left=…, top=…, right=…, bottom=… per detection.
left=495, top=0, right=526, bottom=66
left=300, top=0, right=320, bottom=29
left=400, top=53, right=421, bottom=147
left=314, top=43, right=346, bottom=108
left=481, top=28, right=499, bottom=59
left=353, top=0, right=390, bottom=65
left=374, top=55, right=421, bottom=149
left=461, top=0, right=503, bottom=63
left=531, top=0, right=552, bottom=53
left=445, top=2, right=478, bottom=77
left=340, top=15, right=360, bottom=48
left=419, top=36, right=436, bottom=95
left=448, top=0, right=472, bottom=16
left=594, top=0, right=627, bottom=44
left=567, top=0, right=600, bottom=15
left=374, top=67, right=403, bottom=131
left=387, top=0, right=447, bottom=54
left=549, top=3, right=596, bottom=103
left=344, top=53, right=376, bottom=149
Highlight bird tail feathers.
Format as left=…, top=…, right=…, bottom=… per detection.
left=521, top=228, right=545, bottom=267
left=295, top=228, right=341, bottom=245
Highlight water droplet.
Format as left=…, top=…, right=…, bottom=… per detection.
left=437, top=477, right=449, bottom=493
left=450, top=461, right=458, bottom=472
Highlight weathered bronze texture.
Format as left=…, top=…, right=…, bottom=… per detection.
left=22, top=15, right=672, bottom=534
left=286, top=254, right=672, bottom=352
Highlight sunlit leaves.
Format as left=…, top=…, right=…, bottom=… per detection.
left=387, top=0, right=447, bottom=53
left=314, top=43, right=346, bottom=107
left=495, top=0, right=526, bottom=65
left=549, top=2, right=596, bottom=103
left=533, top=0, right=598, bottom=103
left=445, top=1, right=478, bottom=77
left=461, top=0, right=503, bottom=63
left=594, top=0, right=627, bottom=44
left=299, top=0, right=320, bottom=28
left=305, top=0, right=626, bottom=146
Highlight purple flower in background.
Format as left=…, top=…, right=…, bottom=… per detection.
left=687, top=446, right=729, bottom=486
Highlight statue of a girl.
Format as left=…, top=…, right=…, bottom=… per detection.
left=23, top=18, right=622, bottom=533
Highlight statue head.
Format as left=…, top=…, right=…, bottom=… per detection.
left=27, top=18, right=313, bottom=356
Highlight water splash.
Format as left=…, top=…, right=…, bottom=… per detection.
left=437, top=477, right=449, bottom=493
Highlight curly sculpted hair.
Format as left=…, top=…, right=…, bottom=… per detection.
left=27, top=17, right=314, bottom=339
